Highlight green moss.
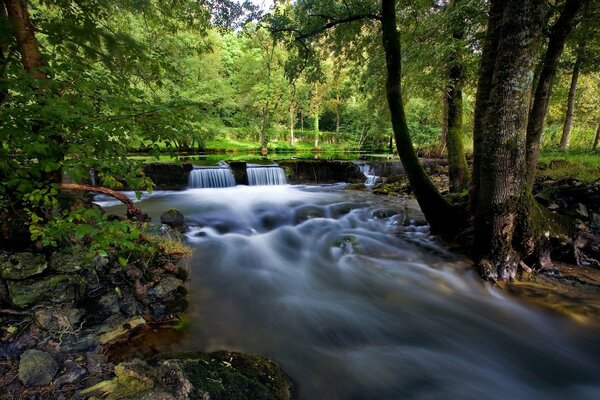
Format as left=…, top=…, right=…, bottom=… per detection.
left=8, top=274, right=87, bottom=308
left=537, top=149, right=600, bottom=183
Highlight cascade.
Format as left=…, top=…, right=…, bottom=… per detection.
left=188, top=163, right=236, bottom=188
left=358, top=163, right=379, bottom=186
left=247, top=164, right=287, bottom=186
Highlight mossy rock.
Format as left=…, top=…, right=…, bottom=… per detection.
left=150, top=351, right=292, bottom=400
left=0, top=252, right=47, bottom=280
left=7, top=274, right=87, bottom=308
left=49, top=247, right=90, bottom=273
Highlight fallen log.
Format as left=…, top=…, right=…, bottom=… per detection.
left=60, top=183, right=148, bottom=220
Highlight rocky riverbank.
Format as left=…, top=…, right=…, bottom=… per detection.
left=0, top=208, right=292, bottom=399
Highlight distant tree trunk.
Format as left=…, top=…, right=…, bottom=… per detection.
left=593, top=119, right=600, bottom=150
left=300, top=110, right=304, bottom=131
left=525, top=0, right=588, bottom=188
left=470, top=0, right=504, bottom=210
left=445, top=0, right=470, bottom=193
left=0, top=2, right=8, bottom=106
left=260, top=105, right=269, bottom=155
left=335, top=95, right=340, bottom=144
left=313, top=106, right=319, bottom=149
left=381, top=0, right=460, bottom=234
left=473, top=0, right=559, bottom=280
left=289, top=104, right=295, bottom=146
left=560, top=48, right=583, bottom=149
left=440, top=92, right=448, bottom=151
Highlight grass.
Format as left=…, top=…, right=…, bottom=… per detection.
left=537, top=148, right=600, bottom=183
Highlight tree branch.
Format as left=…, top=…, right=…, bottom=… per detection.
left=60, top=183, right=147, bottom=220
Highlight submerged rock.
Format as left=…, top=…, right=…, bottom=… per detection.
left=0, top=252, right=47, bottom=280
left=18, top=349, right=58, bottom=387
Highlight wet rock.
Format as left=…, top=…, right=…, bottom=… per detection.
left=148, top=276, right=187, bottom=316
left=58, top=332, right=99, bottom=353
left=49, top=247, right=89, bottom=273
left=120, top=293, right=143, bottom=317
left=85, top=352, right=107, bottom=376
left=34, top=306, right=84, bottom=333
left=81, top=361, right=155, bottom=399
left=229, top=161, right=249, bottom=185
left=0, top=252, right=47, bottom=280
left=54, top=359, right=87, bottom=387
left=372, top=208, right=402, bottom=219
left=99, top=316, right=146, bottom=345
left=160, top=209, right=185, bottom=232
left=330, top=202, right=362, bottom=218
left=576, top=203, right=589, bottom=218
left=345, top=183, right=368, bottom=191
left=293, top=205, right=325, bottom=224
left=141, top=390, right=178, bottom=400
left=8, top=274, right=87, bottom=308
left=99, top=292, right=121, bottom=315
left=18, top=349, right=58, bottom=387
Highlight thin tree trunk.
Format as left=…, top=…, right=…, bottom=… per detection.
left=593, top=119, right=600, bottom=150
left=313, top=105, right=319, bottom=149
left=289, top=104, right=295, bottom=146
left=0, top=2, right=9, bottom=106
left=300, top=110, right=304, bottom=131
left=560, top=50, right=582, bottom=149
left=260, top=105, right=269, bottom=155
left=525, top=0, right=588, bottom=188
left=446, top=0, right=470, bottom=193
left=381, top=0, right=459, bottom=234
left=473, top=0, right=544, bottom=280
left=441, top=91, right=448, bottom=151
left=470, top=0, right=505, bottom=211
left=335, top=95, right=340, bottom=144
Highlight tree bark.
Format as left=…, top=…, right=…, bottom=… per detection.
left=593, top=119, right=600, bottom=150
left=0, top=2, right=9, bottom=106
left=525, top=0, right=588, bottom=188
left=289, top=104, right=295, bottom=146
left=445, top=0, right=469, bottom=193
left=260, top=105, right=269, bottom=155
left=470, top=0, right=505, bottom=211
left=560, top=49, right=582, bottom=149
left=440, top=91, right=448, bottom=151
left=335, top=95, right=340, bottom=144
left=473, top=0, right=546, bottom=280
left=313, top=105, right=319, bottom=149
left=381, top=0, right=460, bottom=234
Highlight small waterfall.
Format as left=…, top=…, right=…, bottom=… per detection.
left=358, top=163, right=379, bottom=187
left=188, top=164, right=236, bottom=188
left=247, top=164, right=287, bottom=186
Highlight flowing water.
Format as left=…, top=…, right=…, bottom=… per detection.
left=247, top=164, right=288, bottom=186
left=98, top=185, right=600, bottom=400
left=188, top=166, right=236, bottom=188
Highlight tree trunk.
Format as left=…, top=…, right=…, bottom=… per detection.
left=470, top=0, right=505, bottom=211
left=593, top=119, right=600, bottom=150
left=560, top=50, right=582, bottom=149
left=381, top=0, right=460, bottom=234
left=313, top=105, right=319, bottom=149
left=289, top=104, right=295, bottom=146
left=0, top=2, right=8, bottom=106
left=4, top=0, right=47, bottom=81
left=525, top=0, right=588, bottom=188
left=335, top=95, right=340, bottom=144
left=260, top=105, right=269, bottom=155
left=473, top=0, right=546, bottom=280
left=440, top=92, right=448, bottom=151
left=446, top=0, right=470, bottom=193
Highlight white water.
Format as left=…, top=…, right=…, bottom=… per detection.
left=358, top=163, right=379, bottom=187
left=100, top=186, right=600, bottom=400
left=247, top=164, right=287, bottom=186
left=188, top=166, right=236, bottom=188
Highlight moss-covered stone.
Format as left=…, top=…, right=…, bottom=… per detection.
left=0, top=252, right=47, bottom=280
left=7, top=274, right=87, bottom=308
left=49, top=247, right=90, bottom=273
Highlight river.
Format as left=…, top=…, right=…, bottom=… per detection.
left=99, top=184, right=600, bottom=400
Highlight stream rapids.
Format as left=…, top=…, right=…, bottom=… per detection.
left=98, top=184, right=600, bottom=400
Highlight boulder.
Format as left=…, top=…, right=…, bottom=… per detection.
left=34, top=306, right=84, bottom=333
left=160, top=209, right=185, bottom=232
left=0, top=252, right=47, bottom=280
left=18, top=349, right=58, bottom=387
left=148, top=276, right=187, bottom=317
left=8, top=274, right=87, bottom=308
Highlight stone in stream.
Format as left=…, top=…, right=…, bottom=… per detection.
left=18, top=349, right=58, bottom=387
left=0, top=252, right=47, bottom=280
left=160, top=209, right=185, bottom=232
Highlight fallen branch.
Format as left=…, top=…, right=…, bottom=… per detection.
left=60, top=183, right=147, bottom=220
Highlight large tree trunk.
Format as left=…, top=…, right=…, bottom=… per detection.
left=445, top=0, right=469, bottom=193
left=524, top=0, right=588, bottom=188
left=560, top=49, right=583, bottom=149
left=593, top=119, right=600, bottom=150
left=470, top=0, right=505, bottom=210
left=473, top=0, right=547, bottom=280
left=381, top=0, right=460, bottom=234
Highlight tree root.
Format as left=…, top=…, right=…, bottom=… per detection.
left=60, top=183, right=149, bottom=221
